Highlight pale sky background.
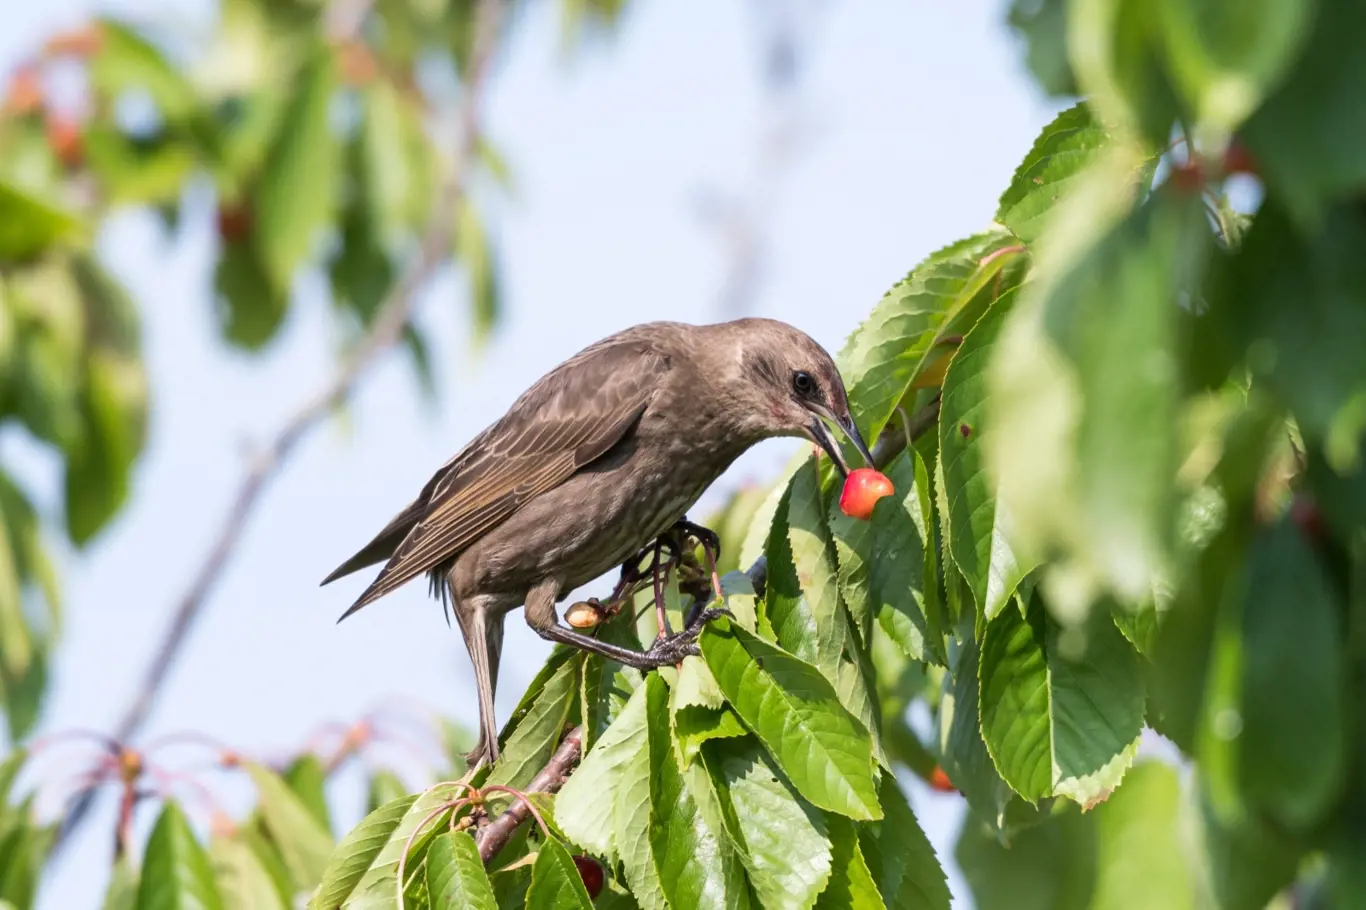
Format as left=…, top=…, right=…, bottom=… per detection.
left=0, top=1, right=1062, bottom=905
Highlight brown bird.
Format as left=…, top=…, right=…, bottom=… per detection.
left=321, top=318, right=872, bottom=765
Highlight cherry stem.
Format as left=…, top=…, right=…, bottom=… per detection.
left=396, top=796, right=474, bottom=908
left=480, top=785, right=552, bottom=842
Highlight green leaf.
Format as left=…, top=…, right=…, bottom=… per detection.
left=1066, top=0, right=1182, bottom=149
left=244, top=761, right=334, bottom=891
left=486, top=653, right=578, bottom=794
left=252, top=44, right=338, bottom=296
left=1007, top=0, right=1078, bottom=96
left=671, top=655, right=723, bottom=712
left=996, top=103, right=1112, bottom=246
left=0, top=182, right=84, bottom=260
left=210, top=833, right=287, bottom=910
left=764, top=485, right=836, bottom=674
left=939, top=294, right=1035, bottom=619
left=838, top=231, right=1020, bottom=445
left=526, top=836, right=595, bottom=910
left=1156, top=0, right=1316, bottom=138
left=312, top=793, right=417, bottom=908
left=90, top=20, right=198, bottom=123
left=956, top=803, right=1095, bottom=910
left=644, top=674, right=751, bottom=910
left=359, top=81, right=428, bottom=248
left=1240, top=0, right=1366, bottom=224
left=704, top=737, right=831, bottom=910
left=346, top=782, right=471, bottom=902
left=784, top=458, right=846, bottom=679
left=937, top=638, right=1019, bottom=833
left=979, top=592, right=1145, bottom=806
left=989, top=189, right=1208, bottom=607
left=366, top=772, right=410, bottom=815
left=865, top=455, right=935, bottom=664
left=700, top=620, right=881, bottom=820
left=282, top=754, right=331, bottom=833
left=456, top=199, right=501, bottom=348
left=675, top=705, right=748, bottom=767
left=136, top=802, right=225, bottom=910
left=859, top=771, right=949, bottom=910
left=103, top=857, right=140, bottom=910
left=1087, top=762, right=1196, bottom=910
left=213, top=239, right=287, bottom=350
left=612, top=689, right=668, bottom=910
left=1205, top=518, right=1347, bottom=830
left=556, top=681, right=648, bottom=862
left=815, top=815, right=885, bottom=909
left=1216, top=201, right=1366, bottom=442
left=425, top=832, right=498, bottom=910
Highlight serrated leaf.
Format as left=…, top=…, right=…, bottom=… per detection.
left=675, top=705, right=748, bottom=767
left=996, top=103, right=1112, bottom=246
left=859, top=771, right=948, bottom=910
left=865, top=455, right=935, bottom=664
left=312, top=793, right=417, bottom=908
left=937, top=638, right=1018, bottom=833
left=765, top=485, right=838, bottom=676
left=644, top=674, right=751, bottom=910
left=136, top=802, right=224, bottom=910
left=979, top=592, right=1145, bottom=806
left=613, top=691, right=668, bottom=910
left=425, top=831, right=497, bottom=910
left=346, top=781, right=471, bottom=904
left=700, top=620, right=881, bottom=820
left=838, top=232, right=1019, bottom=445
left=252, top=45, right=338, bottom=295
left=989, top=188, right=1208, bottom=607
left=486, top=653, right=577, bottom=794
left=704, top=737, right=831, bottom=910
left=526, top=836, right=594, bottom=910
left=814, top=815, right=885, bottom=909
left=784, top=458, right=845, bottom=679
left=244, top=761, right=334, bottom=892
left=671, top=655, right=723, bottom=711
left=939, top=293, right=1035, bottom=619
left=556, top=682, right=647, bottom=861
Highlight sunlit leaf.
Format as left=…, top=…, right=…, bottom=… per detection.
left=425, top=831, right=497, bottom=910
left=815, top=815, right=884, bottom=909
left=700, top=620, right=881, bottom=820
left=312, top=793, right=417, bottom=907
left=526, top=836, right=595, bottom=910
left=244, top=761, right=334, bottom=892
left=859, top=771, right=949, bottom=910
left=556, top=682, right=647, bottom=861
left=136, top=802, right=224, bottom=910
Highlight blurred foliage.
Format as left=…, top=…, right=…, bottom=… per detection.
left=1, top=0, right=1365, bottom=906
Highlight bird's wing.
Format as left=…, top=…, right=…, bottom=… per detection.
left=335, top=337, right=668, bottom=619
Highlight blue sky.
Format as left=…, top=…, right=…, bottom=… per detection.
left=1, top=1, right=1060, bottom=905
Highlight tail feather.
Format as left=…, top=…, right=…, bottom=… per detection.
left=321, top=499, right=424, bottom=587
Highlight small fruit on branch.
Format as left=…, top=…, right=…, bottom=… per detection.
left=572, top=854, right=605, bottom=899
left=927, top=766, right=957, bottom=793
left=564, top=601, right=602, bottom=629
left=839, top=468, right=895, bottom=521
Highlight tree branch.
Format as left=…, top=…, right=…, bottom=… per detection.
left=745, top=393, right=942, bottom=598
left=55, top=0, right=507, bottom=848
left=475, top=726, right=584, bottom=863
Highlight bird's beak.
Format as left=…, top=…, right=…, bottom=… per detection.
left=806, top=406, right=874, bottom=478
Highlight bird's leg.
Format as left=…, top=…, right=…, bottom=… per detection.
left=670, top=519, right=725, bottom=623
left=523, top=578, right=729, bottom=670
left=651, top=542, right=674, bottom=639
left=449, top=589, right=506, bottom=768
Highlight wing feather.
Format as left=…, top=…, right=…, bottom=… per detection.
left=334, top=338, right=666, bottom=618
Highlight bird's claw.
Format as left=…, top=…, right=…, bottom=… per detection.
left=643, top=606, right=732, bottom=667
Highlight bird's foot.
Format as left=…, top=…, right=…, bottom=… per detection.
left=672, top=519, right=722, bottom=561
left=642, top=606, right=733, bottom=667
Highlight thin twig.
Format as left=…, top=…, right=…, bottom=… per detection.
left=55, top=0, right=506, bottom=849
left=475, top=726, right=583, bottom=863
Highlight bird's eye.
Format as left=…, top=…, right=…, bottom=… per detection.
left=792, top=370, right=816, bottom=397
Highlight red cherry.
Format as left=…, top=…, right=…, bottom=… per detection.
left=1168, top=160, right=1204, bottom=195
left=43, top=24, right=104, bottom=58
left=216, top=201, right=253, bottom=242
left=1222, top=140, right=1258, bottom=177
left=838, top=468, right=895, bottom=521
left=45, top=116, right=83, bottom=169
left=1290, top=493, right=1327, bottom=542
left=572, top=854, right=604, bottom=899
left=927, top=766, right=956, bottom=793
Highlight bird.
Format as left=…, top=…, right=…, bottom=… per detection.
left=321, top=318, right=873, bottom=766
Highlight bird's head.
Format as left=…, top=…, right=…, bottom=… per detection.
left=712, top=318, right=874, bottom=477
